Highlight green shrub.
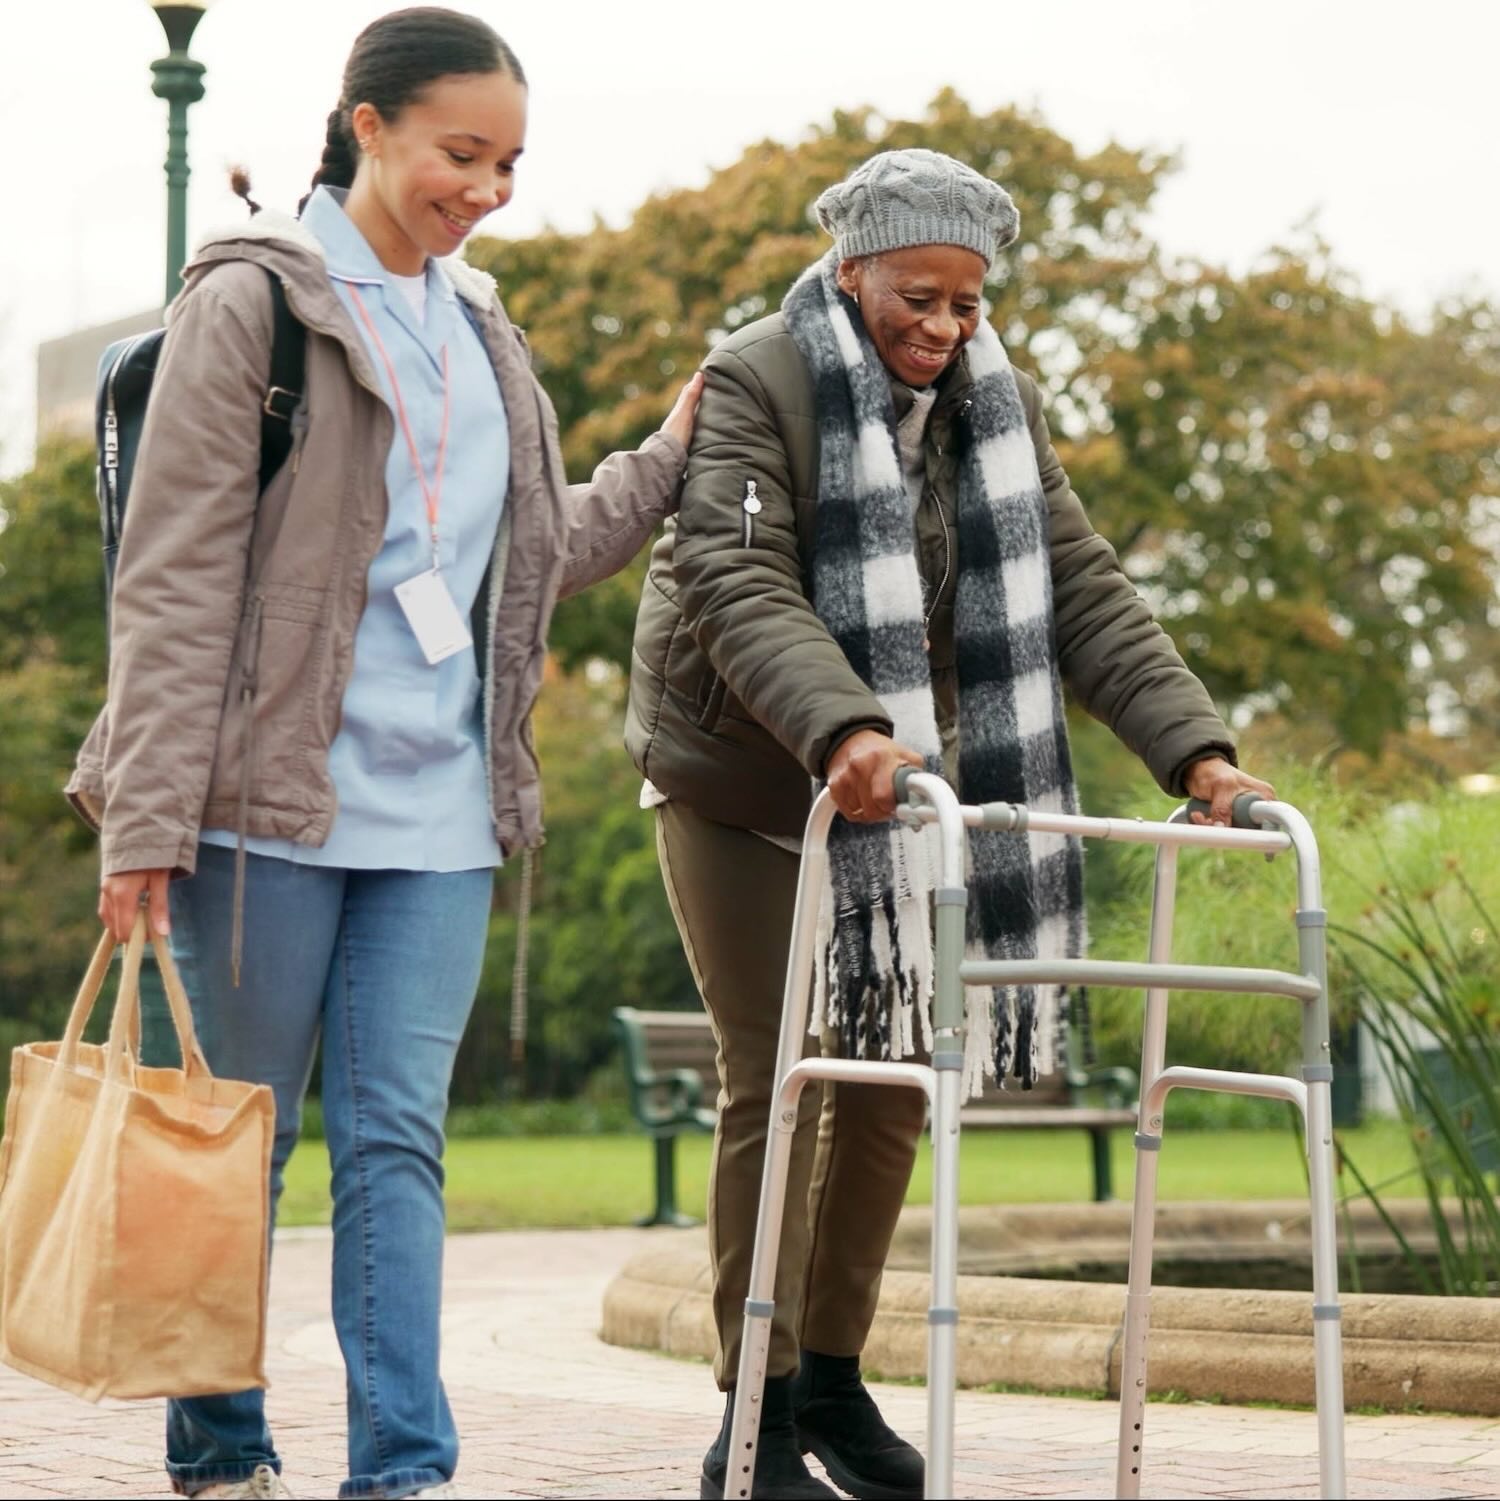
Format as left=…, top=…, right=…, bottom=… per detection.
left=1331, top=794, right=1500, bottom=1296
left=1082, top=763, right=1374, bottom=1073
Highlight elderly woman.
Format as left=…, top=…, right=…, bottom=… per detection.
left=627, top=149, right=1271, bottom=1500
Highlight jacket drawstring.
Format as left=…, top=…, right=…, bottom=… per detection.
left=231, top=686, right=253, bottom=988
left=232, top=597, right=263, bottom=988
left=509, top=846, right=534, bottom=1068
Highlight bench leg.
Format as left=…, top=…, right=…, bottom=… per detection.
left=636, top=1134, right=699, bottom=1228
left=1090, top=1128, right=1113, bottom=1202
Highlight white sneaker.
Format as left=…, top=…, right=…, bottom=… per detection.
left=193, top=1466, right=293, bottom=1499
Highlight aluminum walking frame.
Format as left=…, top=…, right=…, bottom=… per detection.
left=726, top=772, right=1346, bottom=1499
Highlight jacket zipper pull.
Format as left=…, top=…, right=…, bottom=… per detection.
left=290, top=406, right=310, bottom=476
left=741, top=479, right=761, bottom=547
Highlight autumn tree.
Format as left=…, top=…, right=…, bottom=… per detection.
left=469, top=92, right=1500, bottom=751
left=5, top=91, right=1496, bottom=1101
left=1067, top=251, right=1500, bottom=752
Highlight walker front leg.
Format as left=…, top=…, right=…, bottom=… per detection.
left=924, top=862, right=968, bottom=1501
left=1305, top=1070, right=1347, bottom=1499
left=1295, top=885, right=1347, bottom=1498
left=925, top=1060, right=960, bottom=1501
left=727, top=1067, right=818, bottom=1500
left=726, top=793, right=836, bottom=1498
left=1116, top=1130, right=1162, bottom=1499
left=1115, top=841, right=1179, bottom=1500
left=1267, top=803, right=1348, bottom=1499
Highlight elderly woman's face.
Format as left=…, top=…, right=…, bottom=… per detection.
left=836, top=245, right=986, bottom=387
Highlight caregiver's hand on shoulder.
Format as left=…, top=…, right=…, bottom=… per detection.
left=99, top=869, right=171, bottom=943
left=827, top=730, right=924, bottom=823
left=1183, top=757, right=1276, bottom=827
left=659, top=370, right=705, bottom=450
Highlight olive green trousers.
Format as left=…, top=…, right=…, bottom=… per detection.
left=655, top=801, right=928, bottom=1390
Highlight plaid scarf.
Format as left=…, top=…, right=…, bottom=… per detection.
left=784, top=251, right=1086, bottom=1094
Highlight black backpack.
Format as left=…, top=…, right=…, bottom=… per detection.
left=95, top=270, right=306, bottom=623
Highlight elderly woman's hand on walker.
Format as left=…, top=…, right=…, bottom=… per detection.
left=1184, top=756, right=1276, bottom=827
left=826, top=730, right=924, bottom=822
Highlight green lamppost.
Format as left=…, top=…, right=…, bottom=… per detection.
left=147, top=2, right=214, bottom=307
left=127, top=5, right=215, bottom=1066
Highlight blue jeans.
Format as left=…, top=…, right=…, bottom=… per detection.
left=163, top=847, right=493, bottom=1499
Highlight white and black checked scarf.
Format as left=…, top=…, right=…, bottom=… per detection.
left=785, top=251, right=1086, bottom=1095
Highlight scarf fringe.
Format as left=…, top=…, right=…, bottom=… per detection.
left=812, top=861, right=1077, bottom=1099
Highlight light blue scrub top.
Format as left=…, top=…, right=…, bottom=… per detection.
left=202, top=186, right=507, bottom=870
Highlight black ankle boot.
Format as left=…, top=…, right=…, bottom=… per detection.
left=701, top=1376, right=839, bottom=1500
left=791, top=1350, right=924, bottom=1501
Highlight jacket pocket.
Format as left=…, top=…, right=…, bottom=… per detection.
left=239, top=594, right=266, bottom=698
left=697, top=671, right=729, bottom=735
left=214, top=592, right=264, bottom=811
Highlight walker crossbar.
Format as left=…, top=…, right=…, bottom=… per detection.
left=726, top=774, right=1346, bottom=1501
left=1141, top=1065, right=1307, bottom=1117
left=960, top=958, right=1322, bottom=1003
left=900, top=798, right=1295, bottom=856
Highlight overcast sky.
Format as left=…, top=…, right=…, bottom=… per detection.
left=2, top=0, right=1496, bottom=474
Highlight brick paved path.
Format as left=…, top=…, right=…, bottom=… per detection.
left=1, top=1226, right=1498, bottom=1498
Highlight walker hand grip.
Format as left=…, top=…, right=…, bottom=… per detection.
left=894, top=766, right=919, bottom=803
left=1186, top=791, right=1265, bottom=828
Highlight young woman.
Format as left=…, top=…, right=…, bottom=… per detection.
left=627, top=148, right=1271, bottom=1498
left=69, top=9, right=699, bottom=1497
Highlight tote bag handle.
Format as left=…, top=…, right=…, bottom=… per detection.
left=58, top=912, right=211, bottom=1080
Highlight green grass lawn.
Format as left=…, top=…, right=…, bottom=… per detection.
left=277, top=1118, right=1416, bottom=1230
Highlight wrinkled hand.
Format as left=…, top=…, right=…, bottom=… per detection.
left=99, top=869, right=171, bottom=943
left=1184, top=757, right=1276, bottom=826
left=826, top=731, right=924, bottom=823
left=659, top=370, right=705, bottom=451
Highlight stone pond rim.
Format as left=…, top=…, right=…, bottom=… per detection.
left=600, top=1199, right=1500, bottom=1415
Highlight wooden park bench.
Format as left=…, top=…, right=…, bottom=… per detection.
left=612, top=1007, right=720, bottom=1225
left=613, top=1005, right=1137, bottom=1225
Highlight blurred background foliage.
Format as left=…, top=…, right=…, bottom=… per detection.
left=2, top=93, right=1497, bottom=1109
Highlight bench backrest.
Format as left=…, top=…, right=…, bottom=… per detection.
left=618, top=1007, right=1091, bottom=1113
left=617, top=1008, right=719, bottom=1096
left=969, top=1070, right=1073, bottom=1109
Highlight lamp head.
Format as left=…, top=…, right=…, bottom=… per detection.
left=150, top=1, right=213, bottom=54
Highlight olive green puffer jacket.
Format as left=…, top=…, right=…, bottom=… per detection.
left=625, top=312, right=1234, bottom=837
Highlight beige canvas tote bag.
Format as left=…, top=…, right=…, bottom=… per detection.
left=0, top=912, right=274, bottom=1400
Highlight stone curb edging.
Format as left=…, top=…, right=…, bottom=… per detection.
left=602, top=1210, right=1500, bottom=1415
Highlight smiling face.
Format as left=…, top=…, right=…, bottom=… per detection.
left=836, top=245, right=988, bottom=387
left=344, top=71, right=528, bottom=275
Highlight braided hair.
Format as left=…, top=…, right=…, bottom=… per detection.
left=300, top=7, right=524, bottom=213
left=229, top=165, right=263, bottom=215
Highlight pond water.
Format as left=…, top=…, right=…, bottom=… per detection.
left=1001, top=1254, right=1458, bottom=1295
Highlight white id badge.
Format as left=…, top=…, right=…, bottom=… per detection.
left=394, top=569, right=473, bottom=665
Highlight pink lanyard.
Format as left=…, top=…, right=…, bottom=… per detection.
left=348, top=283, right=451, bottom=571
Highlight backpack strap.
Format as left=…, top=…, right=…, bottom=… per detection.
left=257, top=272, right=307, bottom=493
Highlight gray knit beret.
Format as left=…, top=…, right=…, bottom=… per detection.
left=814, top=148, right=1020, bottom=270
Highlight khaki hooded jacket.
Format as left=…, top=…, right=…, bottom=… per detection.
left=68, top=212, right=686, bottom=874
